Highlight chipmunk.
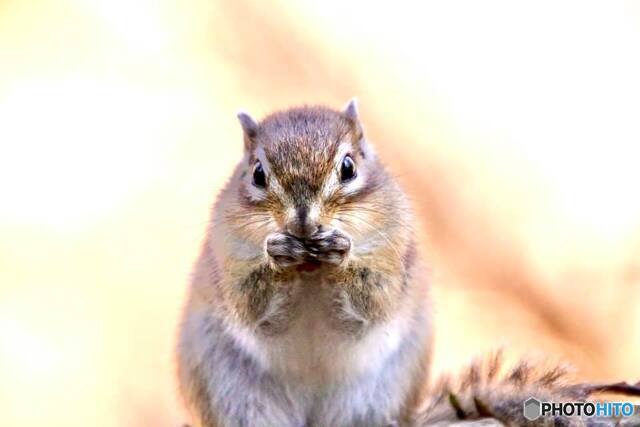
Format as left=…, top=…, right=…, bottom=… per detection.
left=176, top=100, right=432, bottom=427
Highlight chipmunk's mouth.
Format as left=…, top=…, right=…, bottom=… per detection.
left=297, top=259, right=322, bottom=272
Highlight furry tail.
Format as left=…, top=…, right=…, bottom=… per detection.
left=412, top=351, right=640, bottom=426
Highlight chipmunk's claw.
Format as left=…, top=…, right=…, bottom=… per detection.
left=473, top=396, right=495, bottom=418
left=449, top=392, right=468, bottom=420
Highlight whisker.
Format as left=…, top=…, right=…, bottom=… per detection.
left=337, top=208, right=413, bottom=231
left=337, top=216, right=404, bottom=265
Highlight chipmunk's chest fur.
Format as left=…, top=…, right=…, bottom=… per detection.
left=201, top=273, right=424, bottom=427
left=252, top=274, right=406, bottom=386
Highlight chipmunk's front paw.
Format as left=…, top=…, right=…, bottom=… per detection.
left=266, top=233, right=307, bottom=268
left=305, top=228, right=351, bottom=266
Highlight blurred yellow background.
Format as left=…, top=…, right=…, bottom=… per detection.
left=1, top=1, right=639, bottom=425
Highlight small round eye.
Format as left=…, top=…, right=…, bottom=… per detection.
left=253, top=161, right=266, bottom=188
left=340, top=155, right=356, bottom=183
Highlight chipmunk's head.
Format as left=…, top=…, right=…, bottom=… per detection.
left=228, top=100, right=409, bottom=257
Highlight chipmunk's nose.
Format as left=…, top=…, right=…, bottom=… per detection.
left=286, top=206, right=319, bottom=239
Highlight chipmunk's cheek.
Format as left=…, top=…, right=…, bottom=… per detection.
left=351, top=238, right=373, bottom=257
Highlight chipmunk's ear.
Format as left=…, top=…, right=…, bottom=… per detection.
left=237, top=111, right=259, bottom=150
left=342, top=98, right=359, bottom=123
left=342, top=98, right=369, bottom=155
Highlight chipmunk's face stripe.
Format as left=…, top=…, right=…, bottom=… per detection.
left=241, top=147, right=288, bottom=208
left=341, top=170, right=386, bottom=204
left=319, top=143, right=348, bottom=199
left=318, top=142, right=368, bottom=204
left=254, top=146, right=271, bottom=175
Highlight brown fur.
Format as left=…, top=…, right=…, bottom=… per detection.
left=176, top=101, right=432, bottom=427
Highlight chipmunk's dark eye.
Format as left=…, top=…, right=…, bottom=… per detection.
left=340, top=155, right=356, bottom=183
left=252, top=161, right=266, bottom=188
